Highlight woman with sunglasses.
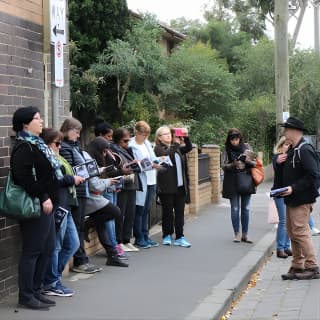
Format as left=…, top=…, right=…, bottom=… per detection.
left=41, top=128, right=84, bottom=297
left=111, top=127, right=141, bottom=252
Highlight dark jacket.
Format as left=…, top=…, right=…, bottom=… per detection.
left=272, top=154, right=284, bottom=190
left=154, top=137, right=192, bottom=197
left=11, top=140, right=56, bottom=204
left=282, top=138, right=319, bottom=207
left=221, top=144, right=256, bottom=199
left=110, top=143, right=141, bottom=191
left=59, top=140, right=89, bottom=198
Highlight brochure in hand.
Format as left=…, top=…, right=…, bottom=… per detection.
left=270, top=187, right=289, bottom=198
left=73, top=159, right=100, bottom=180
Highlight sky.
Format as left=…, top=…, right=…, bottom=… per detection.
left=126, top=0, right=316, bottom=50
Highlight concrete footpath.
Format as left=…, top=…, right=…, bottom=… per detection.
left=0, top=182, right=288, bottom=320
left=227, top=200, right=320, bottom=320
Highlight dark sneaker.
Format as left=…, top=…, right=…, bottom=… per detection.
left=35, top=293, right=56, bottom=306
left=146, top=238, right=159, bottom=247
left=295, top=267, right=320, bottom=280
left=106, top=255, right=129, bottom=267
left=71, top=263, right=101, bottom=274
left=18, top=297, right=50, bottom=310
left=281, top=267, right=304, bottom=280
left=134, top=240, right=151, bottom=249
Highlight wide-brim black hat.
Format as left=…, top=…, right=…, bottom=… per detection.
left=280, top=116, right=307, bottom=132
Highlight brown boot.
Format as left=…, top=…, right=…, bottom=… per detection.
left=276, top=249, right=288, bottom=259
left=241, top=234, right=253, bottom=243
left=295, top=267, right=320, bottom=280
left=284, top=248, right=292, bottom=256
left=281, top=267, right=304, bottom=280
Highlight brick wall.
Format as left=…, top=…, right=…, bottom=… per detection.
left=0, top=3, right=71, bottom=298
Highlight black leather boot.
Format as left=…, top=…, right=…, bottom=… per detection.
left=106, top=255, right=129, bottom=267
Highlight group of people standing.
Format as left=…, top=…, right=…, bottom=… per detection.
left=11, top=106, right=193, bottom=310
left=221, top=117, right=320, bottom=281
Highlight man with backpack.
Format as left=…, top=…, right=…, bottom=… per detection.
left=279, top=117, right=320, bottom=280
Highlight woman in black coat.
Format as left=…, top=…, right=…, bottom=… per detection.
left=221, top=128, right=256, bottom=243
left=11, top=107, right=59, bottom=310
left=154, top=126, right=192, bottom=248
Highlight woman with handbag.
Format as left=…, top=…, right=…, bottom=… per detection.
left=272, top=136, right=292, bottom=258
left=11, top=107, right=61, bottom=310
left=221, top=128, right=256, bottom=243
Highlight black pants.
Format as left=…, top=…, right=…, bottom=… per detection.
left=159, top=187, right=186, bottom=239
left=87, top=203, right=121, bottom=256
left=18, top=212, right=55, bottom=303
left=116, top=190, right=136, bottom=244
left=71, top=198, right=89, bottom=267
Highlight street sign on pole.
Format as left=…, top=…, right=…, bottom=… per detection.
left=50, top=0, right=66, bottom=44
left=54, top=40, right=64, bottom=87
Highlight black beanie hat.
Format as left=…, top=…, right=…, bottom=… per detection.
left=12, top=106, right=40, bottom=132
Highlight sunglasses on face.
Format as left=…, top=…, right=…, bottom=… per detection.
left=122, top=139, right=130, bottom=143
left=53, top=141, right=61, bottom=147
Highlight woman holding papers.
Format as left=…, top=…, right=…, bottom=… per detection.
left=129, top=121, right=162, bottom=249
left=60, top=117, right=102, bottom=274
left=154, top=126, right=193, bottom=248
left=272, top=136, right=292, bottom=258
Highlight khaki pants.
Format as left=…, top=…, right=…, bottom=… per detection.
left=286, top=204, right=318, bottom=269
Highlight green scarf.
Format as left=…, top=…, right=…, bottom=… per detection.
left=56, top=153, right=78, bottom=207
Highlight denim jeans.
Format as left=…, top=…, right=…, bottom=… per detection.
left=274, top=197, right=290, bottom=250
left=230, top=194, right=251, bottom=234
left=44, top=212, right=79, bottom=289
left=103, top=192, right=118, bottom=247
left=134, top=185, right=156, bottom=242
left=309, top=215, right=316, bottom=229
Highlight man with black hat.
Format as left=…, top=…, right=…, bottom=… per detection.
left=279, top=117, right=320, bottom=280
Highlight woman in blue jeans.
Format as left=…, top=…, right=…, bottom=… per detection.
left=41, top=128, right=84, bottom=296
left=272, top=136, right=292, bottom=258
left=221, top=128, right=256, bottom=243
left=129, top=121, right=161, bottom=248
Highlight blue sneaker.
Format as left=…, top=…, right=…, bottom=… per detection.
left=147, top=238, right=159, bottom=247
left=173, top=236, right=191, bottom=248
left=134, top=240, right=151, bottom=249
left=162, top=235, right=172, bottom=246
left=43, top=282, right=74, bottom=297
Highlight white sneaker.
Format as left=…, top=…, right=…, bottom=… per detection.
left=312, top=227, right=320, bottom=236
left=123, top=243, right=140, bottom=252
left=120, top=243, right=131, bottom=252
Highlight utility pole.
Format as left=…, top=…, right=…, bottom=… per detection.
left=274, top=0, right=290, bottom=139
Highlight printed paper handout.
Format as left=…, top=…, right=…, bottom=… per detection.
left=73, top=159, right=100, bottom=180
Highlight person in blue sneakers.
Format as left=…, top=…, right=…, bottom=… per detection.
left=154, top=126, right=192, bottom=248
left=41, top=128, right=83, bottom=297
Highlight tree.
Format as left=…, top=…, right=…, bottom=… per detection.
left=68, top=0, right=130, bottom=124
left=69, top=0, right=129, bottom=70
left=159, top=42, right=236, bottom=122
left=289, top=49, right=320, bottom=133
left=233, top=38, right=275, bottom=99
left=90, top=14, right=167, bottom=124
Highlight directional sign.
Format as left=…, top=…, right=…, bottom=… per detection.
left=50, top=0, right=66, bottom=44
